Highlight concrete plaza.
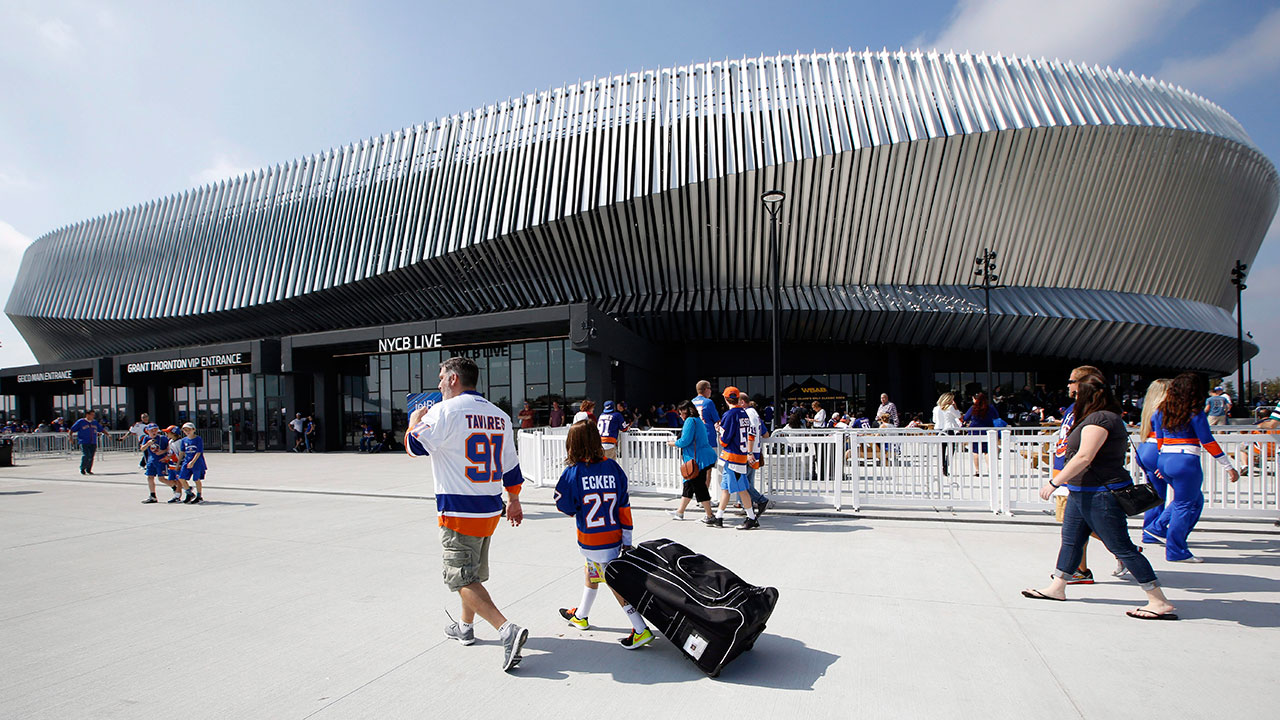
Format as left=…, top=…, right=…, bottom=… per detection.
left=2, top=451, right=1278, bottom=719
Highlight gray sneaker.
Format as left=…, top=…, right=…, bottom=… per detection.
left=444, top=621, right=474, bottom=646
left=500, top=623, right=528, bottom=671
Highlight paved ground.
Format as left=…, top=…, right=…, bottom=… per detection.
left=2, top=451, right=1278, bottom=719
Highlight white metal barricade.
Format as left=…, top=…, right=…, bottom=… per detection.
left=515, top=426, right=1280, bottom=520
left=616, top=430, right=683, bottom=496
left=846, top=429, right=999, bottom=512
left=1201, top=430, right=1280, bottom=518
left=760, top=433, right=844, bottom=508
left=9, top=432, right=75, bottom=459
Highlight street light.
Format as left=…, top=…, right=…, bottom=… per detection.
left=1246, top=331, right=1254, bottom=407
left=762, top=189, right=785, bottom=430
left=969, top=248, right=1004, bottom=396
left=1231, top=260, right=1248, bottom=410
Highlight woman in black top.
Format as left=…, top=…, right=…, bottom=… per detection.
left=1022, top=378, right=1177, bottom=620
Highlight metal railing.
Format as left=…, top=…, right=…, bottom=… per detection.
left=516, top=426, right=1280, bottom=519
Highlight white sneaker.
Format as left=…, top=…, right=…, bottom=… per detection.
left=667, top=510, right=684, bottom=520
left=444, top=621, right=474, bottom=646
left=1112, top=561, right=1130, bottom=578
left=501, top=623, right=528, bottom=671
left=1172, top=556, right=1204, bottom=563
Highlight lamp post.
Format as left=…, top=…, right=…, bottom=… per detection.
left=1231, top=260, right=1248, bottom=411
left=1246, top=331, right=1254, bottom=406
left=762, top=189, right=785, bottom=430
left=969, top=248, right=1004, bottom=396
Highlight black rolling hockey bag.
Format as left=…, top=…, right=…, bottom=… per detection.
left=605, top=538, right=779, bottom=677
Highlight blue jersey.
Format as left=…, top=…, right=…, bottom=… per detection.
left=1205, top=395, right=1229, bottom=417
left=596, top=411, right=626, bottom=448
left=179, top=436, right=207, bottom=470
left=719, top=406, right=757, bottom=472
left=143, top=434, right=169, bottom=458
left=70, top=419, right=103, bottom=445
left=1153, top=411, right=1228, bottom=465
left=554, top=459, right=633, bottom=550
left=692, top=395, right=720, bottom=446
left=1053, top=404, right=1077, bottom=474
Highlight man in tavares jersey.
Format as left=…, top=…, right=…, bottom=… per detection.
left=554, top=421, right=654, bottom=649
left=405, top=356, right=529, bottom=671
left=597, top=400, right=627, bottom=459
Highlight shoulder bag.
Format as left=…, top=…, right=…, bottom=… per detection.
left=1109, top=435, right=1163, bottom=516
left=680, top=457, right=700, bottom=480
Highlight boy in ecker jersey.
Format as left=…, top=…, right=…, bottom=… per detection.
left=554, top=421, right=654, bottom=649
left=405, top=356, right=529, bottom=672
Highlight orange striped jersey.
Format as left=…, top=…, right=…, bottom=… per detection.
left=406, top=391, right=524, bottom=537
left=1152, top=410, right=1232, bottom=468
left=553, top=459, right=633, bottom=550
left=718, top=406, right=757, bottom=472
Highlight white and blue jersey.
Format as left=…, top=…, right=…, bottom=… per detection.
left=178, top=435, right=207, bottom=479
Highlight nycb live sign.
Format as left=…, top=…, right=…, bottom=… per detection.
left=378, top=333, right=444, bottom=353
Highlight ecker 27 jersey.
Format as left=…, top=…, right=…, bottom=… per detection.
left=406, top=390, right=523, bottom=537
left=554, top=459, right=633, bottom=550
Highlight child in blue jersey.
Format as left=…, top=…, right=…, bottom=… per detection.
left=712, top=386, right=760, bottom=530
left=139, top=424, right=179, bottom=504
left=177, top=422, right=208, bottom=504
left=162, top=426, right=191, bottom=502
left=553, top=421, right=654, bottom=650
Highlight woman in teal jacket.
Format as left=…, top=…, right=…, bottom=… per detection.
left=667, top=400, right=718, bottom=521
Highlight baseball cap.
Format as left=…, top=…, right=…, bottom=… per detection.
left=722, top=386, right=741, bottom=400
left=603, top=401, right=615, bottom=412
left=181, top=422, right=196, bottom=430
left=143, top=423, right=158, bottom=431
left=1213, top=386, right=1224, bottom=391
left=163, top=425, right=179, bottom=434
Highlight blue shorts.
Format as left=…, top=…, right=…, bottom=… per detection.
left=721, top=466, right=750, bottom=494
left=145, top=460, right=168, bottom=477
left=179, top=465, right=206, bottom=482
left=167, top=469, right=179, bottom=483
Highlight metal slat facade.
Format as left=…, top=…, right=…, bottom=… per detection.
left=5, top=50, right=1276, bottom=371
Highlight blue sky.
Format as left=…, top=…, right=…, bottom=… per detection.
left=1, top=0, right=1278, bottom=377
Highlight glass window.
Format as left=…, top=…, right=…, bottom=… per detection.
left=526, top=342, right=548, bottom=384
left=489, top=353, right=510, bottom=385
left=565, top=348, right=585, bottom=383
left=392, top=353, right=409, bottom=391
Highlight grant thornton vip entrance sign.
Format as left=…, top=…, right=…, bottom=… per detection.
left=124, top=352, right=251, bottom=375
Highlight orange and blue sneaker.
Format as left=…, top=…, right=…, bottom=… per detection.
left=619, top=628, right=654, bottom=649
left=559, top=607, right=589, bottom=630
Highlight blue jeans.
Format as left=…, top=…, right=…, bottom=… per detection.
left=1056, top=489, right=1159, bottom=590
left=80, top=444, right=97, bottom=473
left=360, top=437, right=374, bottom=452
left=744, top=465, right=767, bottom=504
left=1153, top=453, right=1204, bottom=561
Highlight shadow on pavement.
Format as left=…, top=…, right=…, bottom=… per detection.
left=1074, top=595, right=1280, bottom=628
left=1158, top=569, right=1280, bottom=594
left=0, top=490, right=41, bottom=495
left=515, top=632, right=837, bottom=688
left=186, top=501, right=260, bottom=507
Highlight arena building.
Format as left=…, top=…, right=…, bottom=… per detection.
left=3, top=50, right=1276, bottom=449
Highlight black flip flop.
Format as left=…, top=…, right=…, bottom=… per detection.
left=1126, top=609, right=1179, bottom=621
left=1021, top=589, right=1066, bottom=602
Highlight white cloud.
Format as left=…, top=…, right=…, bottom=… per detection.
left=190, top=154, right=255, bottom=187
left=1157, top=7, right=1280, bottom=93
left=0, top=167, right=37, bottom=190
left=0, top=220, right=37, bottom=367
left=918, top=0, right=1197, bottom=66
left=36, top=17, right=77, bottom=54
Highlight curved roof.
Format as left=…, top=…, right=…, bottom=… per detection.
left=7, top=50, right=1277, bottom=367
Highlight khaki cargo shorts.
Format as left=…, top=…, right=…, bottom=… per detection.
left=440, top=527, right=491, bottom=591
left=1054, top=494, right=1069, bottom=523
